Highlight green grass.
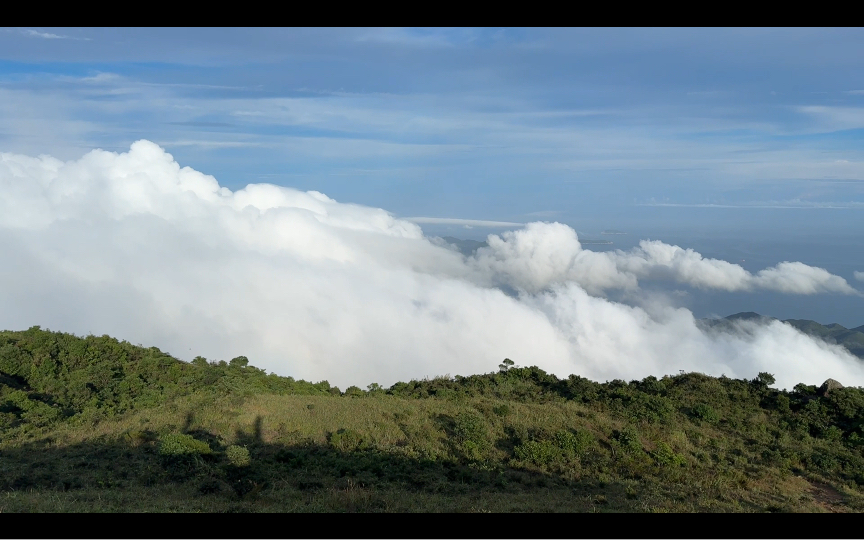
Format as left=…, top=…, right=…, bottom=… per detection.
left=2, top=327, right=864, bottom=512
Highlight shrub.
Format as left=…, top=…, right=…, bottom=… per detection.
left=629, top=394, right=675, bottom=423
left=822, top=425, right=843, bottom=442
left=555, top=429, right=593, bottom=457
left=651, top=442, right=685, bottom=467
left=514, top=429, right=592, bottom=467
left=794, top=383, right=817, bottom=395
left=637, top=375, right=666, bottom=395
left=226, top=445, right=251, bottom=467
left=453, top=411, right=490, bottom=461
left=492, top=404, right=511, bottom=417
left=344, top=386, right=365, bottom=397
left=158, top=433, right=212, bottom=456
left=515, top=439, right=560, bottom=467
left=692, top=403, right=720, bottom=424
left=329, top=428, right=365, bottom=452
left=612, top=427, right=643, bottom=454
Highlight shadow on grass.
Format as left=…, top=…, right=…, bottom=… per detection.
left=0, top=413, right=639, bottom=512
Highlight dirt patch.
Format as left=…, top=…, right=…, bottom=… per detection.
left=808, top=480, right=847, bottom=513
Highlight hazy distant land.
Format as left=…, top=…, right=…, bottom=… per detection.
left=700, top=312, right=864, bottom=359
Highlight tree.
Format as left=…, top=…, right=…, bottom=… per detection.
left=755, top=372, right=776, bottom=387
left=229, top=356, right=249, bottom=368
left=191, top=356, right=208, bottom=368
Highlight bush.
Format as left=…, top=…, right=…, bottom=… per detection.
left=822, top=425, right=843, bottom=442
left=492, top=404, right=511, bottom=417
left=515, top=439, right=560, bottom=467
left=794, top=383, right=817, bottom=395
left=158, top=433, right=212, bottom=456
left=453, top=411, right=490, bottom=461
left=692, top=403, right=720, bottom=424
left=344, top=386, right=365, bottom=397
left=513, top=429, right=592, bottom=467
left=555, top=429, right=593, bottom=457
left=329, top=428, right=365, bottom=452
left=612, top=427, right=643, bottom=454
left=226, top=445, right=251, bottom=467
left=651, top=442, right=685, bottom=467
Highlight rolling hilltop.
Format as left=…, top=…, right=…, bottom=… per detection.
left=2, top=325, right=864, bottom=513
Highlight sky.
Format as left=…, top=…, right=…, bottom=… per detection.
left=2, top=28, right=864, bottom=219
left=1, top=28, right=863, bottom=387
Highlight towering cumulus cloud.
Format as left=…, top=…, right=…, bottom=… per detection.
left=1, top=141, right=862, bottom=389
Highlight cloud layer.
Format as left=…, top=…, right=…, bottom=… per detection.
left=468, top=222, right=860, bottom=296
left=1, top=141, right=862, bottom=389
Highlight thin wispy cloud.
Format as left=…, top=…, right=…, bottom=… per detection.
left=19, top=28, right=90, bottom=41
left=638, top=202, right=864, bottom=209
left=405, top=217, right=523, bottom=227
left=158, top=140, right=264, bottom=149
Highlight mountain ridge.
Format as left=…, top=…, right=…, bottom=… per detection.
left=701, top=312, right=864, bottom=359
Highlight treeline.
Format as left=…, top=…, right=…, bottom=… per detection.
left=0, top=327, right=333, bottom=433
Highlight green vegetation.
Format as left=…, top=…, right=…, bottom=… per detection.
left=2, top=326, right=864, bottom=512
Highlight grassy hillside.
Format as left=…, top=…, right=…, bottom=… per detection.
left=3, top=327, right=864, bottom=512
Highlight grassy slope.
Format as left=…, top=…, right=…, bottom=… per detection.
left=3, top=328, right=864, bottom=513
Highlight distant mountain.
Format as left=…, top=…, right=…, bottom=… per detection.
left=701, top=312, right=864, bottom=359
left=440, top=236, right=488, bottom=256
left=579, top=239, right=614, bottom=245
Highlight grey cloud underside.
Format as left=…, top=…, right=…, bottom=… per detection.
left=1, top=141, right=862, bottom=389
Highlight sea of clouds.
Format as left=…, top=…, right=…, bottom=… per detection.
left=1, top=141, right=863, bottom=389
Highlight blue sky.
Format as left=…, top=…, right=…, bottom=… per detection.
left=2, top=28, right=863, bottom=253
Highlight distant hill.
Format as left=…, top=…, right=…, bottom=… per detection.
left=440, top=236, right=488, bottom=256
left=701, top=312, right=864, bottom=359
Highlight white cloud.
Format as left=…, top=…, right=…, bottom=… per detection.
left=466, top=222, right=861, bottom=296
left=19, top=28, right=89, bottom=41
left=797, top=105, right=864, bottom=132
left=1, top=141, right=862, bottom=390
left=23, top=29, right=67, bottom=39
left=855, top=271, right=864, bottom=282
